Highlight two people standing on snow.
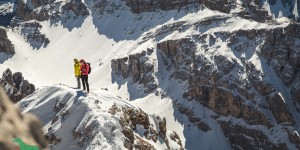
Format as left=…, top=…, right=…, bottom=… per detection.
left=74, top=59, right=90, bottom=93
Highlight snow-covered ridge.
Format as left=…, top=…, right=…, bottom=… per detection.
left=18, top=85, right=183, bottom=150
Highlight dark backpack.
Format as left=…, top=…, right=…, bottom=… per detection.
left=87, top=63, right=91, bottom=74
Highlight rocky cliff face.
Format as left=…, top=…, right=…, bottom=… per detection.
left=124, top=0, right=300, bottom=22
left=10, top=0, right=89, bottom=22
left=109, top=0, right=300, bottom=149
left=0, top=0, right=16, bottom=26
left=0, top=68, right=35, bottom=102
left=111, top=49, right=157, bottom=95
left=13, top=21, right=50, bottom=49
left=154, top=32, right=298, bottom=148
left=0, top=27, right=14, bottom=55
left=124, top=0, right=271, bottom=22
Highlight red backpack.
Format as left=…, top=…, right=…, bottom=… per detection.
left=87, top=63, right=91, bottom=74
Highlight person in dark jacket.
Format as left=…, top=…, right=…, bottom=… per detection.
left=79, top=59, right=90, bottom=93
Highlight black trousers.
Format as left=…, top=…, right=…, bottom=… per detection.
left=81, top=75, right=89, bottom=92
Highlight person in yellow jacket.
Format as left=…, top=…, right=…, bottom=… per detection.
left=74, top=59, right=81, bottom=89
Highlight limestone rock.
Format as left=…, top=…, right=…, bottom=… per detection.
left=14, top=0, right=55, bottom=22
left=0, top=68, right=35, bottom=102
left=12, top=72, right=24, bottom=89
left=266, top=92, right=293, bottom=124
left=121, top=107, right=150, bottom=130
left=187, top=86, right=271, bottom=127
left=219, top=121, right=287, bottom=150
left=287, top=130, right=300, bottom=149
left=122, top=127, right=134, bottom=150
left=45, top=133, right=61, bottom=145
left=177, top=104, right=211, bottom=132
left=62, top=0, right=90, bottom=17
left=15, top=0, right=33, bottom=21
left=134, top=136, right=156, bottom=150
left=111, top=51, right=157, bottom=94
left=291, top=80, right=300, bottom=103
left=123, top=0, right=232, bottom=14
left=124, top=0, right=271, bottom=22
left=111, top=105, right=183, bottom=150
left=111, top=57, right=129, bottom=79
left=158, top=38, right=271, bottom=127
left=18, top=21, right=50, bottom=49
left=0, top=28, right=14, bottom=55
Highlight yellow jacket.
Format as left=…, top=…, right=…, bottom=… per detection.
left=74, top=60, right=81, bottom=76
